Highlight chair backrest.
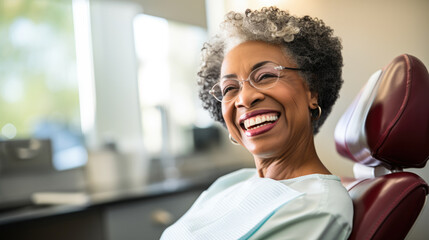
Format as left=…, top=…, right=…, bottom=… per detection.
left=335, top=54, right=429, bottom=240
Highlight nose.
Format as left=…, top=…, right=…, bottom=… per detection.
left=234, top=81, right=265, bottom=108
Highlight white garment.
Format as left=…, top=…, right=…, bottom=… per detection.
left=161, top=168, right=353, bottom=240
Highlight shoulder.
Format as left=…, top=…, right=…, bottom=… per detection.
left=281, top=174, right=353, bottom=226
left=292, top=174, right=353, bottom=224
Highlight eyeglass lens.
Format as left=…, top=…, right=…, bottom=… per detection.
left=211, top=63, right=280, bottom=102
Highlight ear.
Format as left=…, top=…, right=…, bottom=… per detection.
left=307, top=91, right=319, bottom=109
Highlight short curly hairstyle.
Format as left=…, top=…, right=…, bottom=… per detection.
left=197, top=7, right=343, bottom=134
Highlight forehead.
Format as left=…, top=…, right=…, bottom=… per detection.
left=221, top=41, right=294, bottom=75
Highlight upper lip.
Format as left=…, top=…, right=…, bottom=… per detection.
left=238, top=109, right=280, bottom=125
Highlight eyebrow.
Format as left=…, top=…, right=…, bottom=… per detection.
left=221, top=61, right=273, bottom=80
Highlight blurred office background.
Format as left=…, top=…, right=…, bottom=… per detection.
left=0, top=0, right=428, bottom=239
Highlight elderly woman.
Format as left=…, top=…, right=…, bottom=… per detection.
left=162, top=7, right=353, bottom=240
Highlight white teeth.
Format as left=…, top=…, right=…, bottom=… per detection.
left=243, top=114, right=278, bottom=130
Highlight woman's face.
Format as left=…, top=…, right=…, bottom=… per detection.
left=221, top=41, right=318, bottom=159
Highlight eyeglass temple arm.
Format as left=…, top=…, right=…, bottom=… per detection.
left=275, top=65, right=306, bottom=71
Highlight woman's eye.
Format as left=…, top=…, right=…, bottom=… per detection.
left=222, top=85, right=239, bottom=96
left=254, top=73, right=278, bottom=83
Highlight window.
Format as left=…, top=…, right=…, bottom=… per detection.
left=134, top=14, right=211, bottom=158
left=0, top=0, right=91, bottom=170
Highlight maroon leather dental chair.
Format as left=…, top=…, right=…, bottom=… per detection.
left=335, top=54, right=429, bottom=240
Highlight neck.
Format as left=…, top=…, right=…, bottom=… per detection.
left=254, top=134, right=330, bottom=180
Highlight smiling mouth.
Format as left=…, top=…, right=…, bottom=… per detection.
left=240, top=113, right=280, bottom=130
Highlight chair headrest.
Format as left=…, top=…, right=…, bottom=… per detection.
left=335, top=54, right=429, bottom=170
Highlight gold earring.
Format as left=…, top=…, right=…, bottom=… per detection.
left=229, top=134, right=240, bottom=145
left=311, top=105, right=322, bottom=121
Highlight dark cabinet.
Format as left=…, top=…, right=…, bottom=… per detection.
left=0, top=189, right=203, bottom=240
left=105, top=190, right=201, bottom=240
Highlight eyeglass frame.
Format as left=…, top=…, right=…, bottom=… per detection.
left=209, top=62, right=306, bottom=103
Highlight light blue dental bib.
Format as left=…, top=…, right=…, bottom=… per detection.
left=161, top=174, right=304, bottom=240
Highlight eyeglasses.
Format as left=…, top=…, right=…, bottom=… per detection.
left=209, top=62, right=305, bottom=102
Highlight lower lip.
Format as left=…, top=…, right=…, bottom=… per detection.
left=245, top=120, right=278, bottom=137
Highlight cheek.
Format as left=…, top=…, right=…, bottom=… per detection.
left=274, top=91, right=311, bottom=122
left=221, top=103, right=236, bottom=130
left=284, top=98, right=313, bottom=130
left=221, top=103, right=229, bottom=121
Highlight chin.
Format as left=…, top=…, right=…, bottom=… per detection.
left=243, top=137, right=288, bottom=159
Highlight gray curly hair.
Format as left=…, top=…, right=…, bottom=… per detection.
left=197, top=7, right=343, bottom=134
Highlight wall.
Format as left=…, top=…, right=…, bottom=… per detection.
left=128, top=0, right=206, bottom=27
left=90, top=1, right=143, bottom=152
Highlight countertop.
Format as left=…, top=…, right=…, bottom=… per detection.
left=0, top=161, right=250, bottom=226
